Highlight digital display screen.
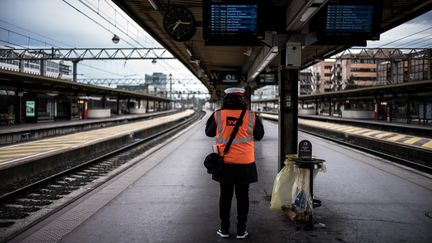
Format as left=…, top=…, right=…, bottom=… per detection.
left=203, top=0, right=264, bottom=45
left=210, top=5, right=258, bottom=33
left=26, top=101, right=35, bottom=117
left=310, top=0, right=382, bottom=44
left=325, top=5, right=374, bottom=33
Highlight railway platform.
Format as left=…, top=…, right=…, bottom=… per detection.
left=11, top=113, right=432, bottom=243
left=0, top=110, right=179, bottom=146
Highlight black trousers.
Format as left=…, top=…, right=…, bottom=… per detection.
left=219, top=183, right=249, bottom=232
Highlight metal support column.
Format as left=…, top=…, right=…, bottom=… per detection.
left=40, top=60, right=46, bottom=77
left=329, top=98, right=332, bottom=116
left=278, top=44, right=300, bottom=171
left=72, top=60, right=79, bottom=82
left=116, top=96, right=120, bottom=115
left=146, top=99, right=149, bottom=113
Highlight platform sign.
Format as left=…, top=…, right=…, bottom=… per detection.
left=209, top=71, right=241, bottom=85
left=256, top=72, right=277, bottom=85
left=26, top=101, right=35, bottom=117
left=298, top=140, right=312, bottom=159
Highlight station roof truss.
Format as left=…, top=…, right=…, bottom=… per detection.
left=78, top=78, right=147, bottom=86
left=335, top=48, right=432, bottom=60
left=112, top=0, right=432, bottom=99
left=0, top=69, right=170, bottom=102
left=0, top=48, right=175, bottom=61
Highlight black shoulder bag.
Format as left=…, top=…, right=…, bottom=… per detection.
left=204, top=108, right=247, bottom=175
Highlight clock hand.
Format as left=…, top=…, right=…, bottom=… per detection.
left=172, top=20, right=181, bottom=31
left=178, top=21, right=192, bottom=25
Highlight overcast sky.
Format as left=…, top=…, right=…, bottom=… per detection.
left=0, top=0, right=431, bottom=87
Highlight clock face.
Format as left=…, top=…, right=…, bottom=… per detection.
left=163, top=7, right=196, bottom=42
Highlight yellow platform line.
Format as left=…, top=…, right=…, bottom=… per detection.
left=374, top=132, right=394, bottom=139
left=351, top=129, right=371, bottom=134
left=362, top=131, right=382, bottom=136
left=0, top=153, right=37, bottom=159
left=403, top=137, right=423, bottom=145
left=0, top=148, right=60, bottom=153
left=386, top=135, right=406, bottom=142
left=422, top=140, right=432, bottom=149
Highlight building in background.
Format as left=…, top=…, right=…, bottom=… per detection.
left=310, top=60, right=335, bottom=93
left=145, top=72, right=168, bottom=96
left=0, top=48, right=72, bottom=79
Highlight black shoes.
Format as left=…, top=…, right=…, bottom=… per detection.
left=217, top=229, right=230, bottom=238
left=236, top=230, right=249, bottom=239
left=217, top=228, right=249, bottom=239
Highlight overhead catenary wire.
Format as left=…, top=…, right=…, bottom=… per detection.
left=377, top=26, right=432, bottom=48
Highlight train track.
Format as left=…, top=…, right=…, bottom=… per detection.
left=0, top=110, right=205, bottom=242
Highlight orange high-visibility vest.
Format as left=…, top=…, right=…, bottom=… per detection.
left=214, top=109, right=256, bottom=164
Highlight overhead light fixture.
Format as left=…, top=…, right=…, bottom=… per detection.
left=250, top=46, right=278, bottom=80
left=152, top=59, right=157, bottom=64
left=112, top=34, right=120, bottom=44
left=300, top=7, right=318, bottom=22
left=148, top=0, right=158, bottom=10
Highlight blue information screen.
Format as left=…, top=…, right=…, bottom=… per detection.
left=210, top=5, right=258, bottom=33
left=325, top=5, right=374, bottom=33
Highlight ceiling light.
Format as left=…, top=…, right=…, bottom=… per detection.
left=300, top=7, right=318, bottom=22
left=112, top=34, right=120, bottom=44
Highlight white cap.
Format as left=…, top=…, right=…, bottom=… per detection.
left=224, top=87, right=245, bottom=96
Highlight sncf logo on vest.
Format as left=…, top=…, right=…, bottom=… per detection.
left=226, top=117, right=239, bottom=126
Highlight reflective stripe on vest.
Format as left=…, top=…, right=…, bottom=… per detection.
left=214, top=109, right=255, bottom=164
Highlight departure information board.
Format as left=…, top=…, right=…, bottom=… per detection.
left=325, top=5, right=374, bottom=32
left=203, top=0, right=264, bottom=45
left=210, top=5, right=258, bottom=32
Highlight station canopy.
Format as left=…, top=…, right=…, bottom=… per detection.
left=112, top=0, right=432, bottom=100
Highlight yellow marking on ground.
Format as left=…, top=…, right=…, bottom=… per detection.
left=362, top=131, right=382, bottom=136
left=402, top=137, right=423, bottom=145
left=0, top=153, right=37, bottom=158
left=3, top=144, right=67, bottom=149
left=386, top=135, right=406, bottom=142
left=344, top=128, right=363, bottom=133
left=0, top=148, right=60, bottom=153
left=374, top=132, right=394, bottom=139
left=350, top=129, right=371, bottom=134
left=422, top=140, right=432, bottom=149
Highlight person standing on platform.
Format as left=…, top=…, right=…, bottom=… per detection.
left=205, top=87, right=265, bottom=239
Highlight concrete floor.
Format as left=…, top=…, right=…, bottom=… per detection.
left=14, top=114, right=432, bottom=243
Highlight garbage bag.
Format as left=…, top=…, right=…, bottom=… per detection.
left=270, top=155, right=296, bottom=211
left=291, top=167, right=313, bottom=214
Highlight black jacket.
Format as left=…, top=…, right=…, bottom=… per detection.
left=205, top=108, right=265, bottom=184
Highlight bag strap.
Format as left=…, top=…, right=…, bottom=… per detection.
left=223, top=108, right=247, bottom=156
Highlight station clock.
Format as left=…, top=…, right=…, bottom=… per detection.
left=163, top=7, right=196, bottom=42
